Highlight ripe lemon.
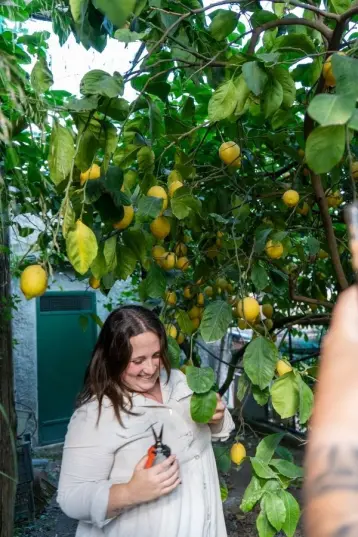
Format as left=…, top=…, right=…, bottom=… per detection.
left=297, top=202, right=309, bottom=216
left=197, top=293, right=205, bottom=306
left=152, top=245, right=166, bottom=264
left=204, top=286, right=213, bottom=297
left=162, top=252, right=176, bottom=270
left=206, top=245, right=219, bottom=259
left=326, top=191, right=343, bottom=208
left=219, top=141, right=241, bottom=168
left=191, top=317, right=201, bottom=330
left=175, top=242, right=188, bottom=257
left=230, top=442, right=246, bottom=465
left=323, top=53, right=345, bottom=87
left=147, top=186, right=168, bottom=213
left=276, top=359, right=293, bottom=377
left=20, top=265, right=48, bottom=300
left=113, top=205, right=134, bottom=230
left=282, top=189, right=300, bottom=208
left=177, top=332, right=185, bottom=345
left=168, top=169, right=183, bottom=186
left=89, top=276, right=101, bottom=289
left=352, top=161, right=358, bottom=180
left=150, top=216, right=171, bottom=239
left=123, top=169, right=138, bottom=190
left=165, top=324, right=177, bottom=339
left=183, top=286, right=193, bottom=299
left=237, top=297, right=260, bottom=323
left=318, top=249, right=329, bottom=259
left=217, top=231, right=224, bottom=238
left=80, top=163, right=101, bottom=186
left=262, top=303, right=273, bottom=319
left=165, top=290, right=177, bottom=306
left=176, top=256, right=190, bottom=271
left=265, top=240, right=284, bottom=259
left=169, top=180, right=183, bottom=198
left=188, top=305, right=201, bottom=319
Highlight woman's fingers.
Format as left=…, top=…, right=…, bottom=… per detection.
left=152, top=454, right=176, bottom=475
left=161, top=471, right=181, bottom=490
left=161, top=478, right=181, bottom=496
left=157, top=459, right=179, bottom=482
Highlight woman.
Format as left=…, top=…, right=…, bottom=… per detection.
left=57, top=305, right=234, bottom=537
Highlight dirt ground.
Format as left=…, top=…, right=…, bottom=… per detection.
left=15, top=435, right=304, bottom=537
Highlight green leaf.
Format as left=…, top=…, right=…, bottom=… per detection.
left=269, top=459, right=303, bottom=479
left=242, top=62, right=268, bottom=96
left=171, top=187, right=201, bottom=220
left=256, top=509, right=276, bottom=537
left=92, top=0, right=136, bottom=28
left=91, top=246, right=107, bottom=279
left=348, top=109, right=358, bottom=131
left=256, top=433, right=284, bottom=464
left=208, top=79, right=238, bottom=122
left=306, top=125, right=345, bottom=174
left=190, top=390, right=217, bottom=423
left=329, top=0, right=350, bottom=14
left=99, top=97, right=130, bottom=121
left=332, top=53, right=358, bottom=97
left=144, top=263, right=166, bottom=298
left=262, top=77, right=283, bottom=118
left=251, top=10, right=278, bottom=27
left=114, top=29, right=147, bottom=42
left=251, top=457, right=278, bottom=479
left=220, top=479, right=229, bottom=502
left=186, top=366, right=215, bottom=394
left=147, top=98, right=164, bottom=140
left=279, top=490, right=300, bottom=537
left=263, top=28, right=278, bottom=51
left=200, top=300, right=232, bottom=343
left=137, top=196, right=162, bottom=219
left=237, top=372, right=250, bottom=402
left=234, top=75, right=251, bottom=116
left=243, top=337, right=278, bottom=390
left=66, top=220, right=98, bottom=275
left=273, top=66, right=296, bottom=108
left=263, top=492, right=286, bottom=531
left=122, top=229, right=147, bottom=267
left=214, top=446, right=232, bottom=473
left=271, top=109, right=292, bottom=130
left=209, top=10, right=238, bottom=41
left=115, top=244, right=137, bottom=280
left=308, top=94, right=355, bottom=126
left=307, top=236, right=320, bottom=255
left=67, top=95, right=99, bottom=112
left=167, top=336, right=180, bottom=368
left=271, top=372, right=299, bottom=419
left=297, top=376, right=314, bottom=424
left=251, top=264, right=269, bottom=291
left=69, top=0, right=87, bottom=23
left=80, top=69, right=124, bottom=98
left=48, top=123, right=75, bottom=186
left=61, top=200, right=75, bottom=239
left=175, top=309, right=194, bottom=335
left=30, top=57, right=53, bottom=93
left=252, top=386, right=270, bottom=406
left=138, top=146, right=155, bottom=171
left=275, top=446, right=294, bottom=463
left=113, top=144, right=139, bottom=167
left=103, top=235, right=117, bottom=272
left=240, top=476, right=263, bottom=513
left=274, top=33, right=315, bottom=54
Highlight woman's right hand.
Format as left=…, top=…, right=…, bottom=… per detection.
left=127, top=454, right=181, bottom=504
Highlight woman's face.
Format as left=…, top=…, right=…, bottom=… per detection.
left=122, top=331, right=162, bottom=392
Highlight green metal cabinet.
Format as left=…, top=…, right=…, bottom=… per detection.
left=36, top=292, right=98, bottom=445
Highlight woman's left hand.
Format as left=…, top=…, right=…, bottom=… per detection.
left=209, top=393, right=226, bottom=425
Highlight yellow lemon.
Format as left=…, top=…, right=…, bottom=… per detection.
left=237, top=297, right=260, bottom=323
left=165, top=291, right=177, bottom=306
left=323, top=53, right=345, bottom=87
left=326, top=191, right=343, bottom=208
left=162, top=252, right=176, bottom=271
left=219, top=141, right=241, bottom=168
left=191, top=317, right=201, bottom=330
left=168, top=169, right=183, bottom=186
left=177, top=332, right=185, bottom=345
left=282, top=189, right=300, bottom=208
left=276, top=359, right=293, bottom=377
left=188, top=306, right=201, bottom=319
left=352, top=161, right=358, bottom=180
left=169, top=180, right=183, bottom=198
left=113, top=205, right=134, bottom=230
left=152, top=245, right=166, bottom=264
left=176, top=256, right=190, bottom=271
left=262, top=303, right=273, bottom=319
left=197, top=293, right=205, bottom=306
left=150, top=216, right=171, bottom=239
left=230, top=442, right=246, bottom=465
left=175, top=242, right=188, bottom=257
left=265, top=240, right=284, bottom=259
left=297, top=202, right=309, bottom=216
left=80, top=163, right=101, bottom=185
left=89, top=276, right=101, bottom=289
left=165, top=324, right=177, bottom=339
left=183, top=286, right=193, bottom=299
left=20, top=265, right=48, bottom=300
left=217, top=231, right=224, bottom=238
left=206, top=245, right=219, bottom=259
left=147, top=185, right=168, bottom=213
left=204, top=286, right=214, bottom=297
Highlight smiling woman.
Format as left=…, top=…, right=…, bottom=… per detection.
left=57, top=305, right=234, bottom=537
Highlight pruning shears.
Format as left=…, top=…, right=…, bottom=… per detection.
left=145, top=425, right=171, bottom=469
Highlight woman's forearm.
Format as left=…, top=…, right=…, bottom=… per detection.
left=107, top=483, right=136, bottom=519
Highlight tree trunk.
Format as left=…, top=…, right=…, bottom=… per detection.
left=0, top=209, right=17, bottom=537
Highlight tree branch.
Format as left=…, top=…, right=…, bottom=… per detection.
left=248, top=18, right=332, bottom=54
left=270, top=0, right=339, bottom=19
left=289, top=276, right=334, bottom=309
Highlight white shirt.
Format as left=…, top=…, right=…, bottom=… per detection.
left=57, top=369, right=235, bottom=537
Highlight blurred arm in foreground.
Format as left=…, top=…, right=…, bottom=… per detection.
left=304, top=286, right=358, bottom=537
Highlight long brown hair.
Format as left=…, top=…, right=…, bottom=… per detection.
left=77, top=305, right=171, bottom=423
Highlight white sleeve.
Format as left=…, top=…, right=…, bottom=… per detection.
left=210, top=408, right=235, bottom=441
left=57, top=405, right=118, bottom=528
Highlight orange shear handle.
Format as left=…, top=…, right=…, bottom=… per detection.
left=145, top=446, right=157, bottom=469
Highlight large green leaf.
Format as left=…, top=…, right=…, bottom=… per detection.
left=329, top=0, right=350, bottom=14
left=263, top=492, right=286, bottom=532
left=208, top=79, right=238, bottom=122
left=209, top=10, right=238, bottom=41
left=66, top=220, right=98, bottom=275
left=113, top=144, right=139, bottom=167
left=69, top=0, right=87, bottom=23
left=143, top=263, right=166, bottom=298
left=279, top=490, right=301, bottom=537
left=308, top=94, right=355, bottom=126
left=256, top=509, right=276, bottom=537
left=237, top=372, right=250, bottom=402
left=99, top=97, right=130, bottom=121
left=186, top=366, right=215, bottom=394
left=251, top=457, right=278, bottom=479
left=48, top=123, right=75, bottom=186
left=269, top=459, right=303, bottom=479
left=240, top=476, right=263, bottom=512
left=252, top=386, right=270, bottom=406
left=262, top=77, right=283, bottom=118
left=80, top=69, right=124, bottom=98
left=251, top=264, right=269, bottom=291
left=306, top=125, right=345, bottom=174
left=297, top=376, right=314, bottom=424
left=171, top=187, right=201, bottom=219
left=243, top=337, right=278, bottom=390
left=270, top=372, right=299, bottom=419
left=190, top=390, right=217, bottom=423
left=114, top=29, right=147, bottom=42
left=243, top=62, right=268, bottom=96
left=200, top=300, right=232, bottom=342
left=175, top=309, right=194, bottom=335
left=273, top=66, right=296, bottom=108
left=91, top=246, right=107, bottom=279
left=213, top=446, right=232, bottom=473
left=137, top=196, right=162, bottom=220
left=274, top=33, right=315, bottom=54
left=103, top=235, right=117, bottom=272
left=332, top=53, right=358, bottom=97
left=122, top=229, right=147, bottom=266
left=234, top=75, right=251, bottom=116
left=256, top=433, right=284, bottom=464
left=92, top=0, right=136, bottom=28
left=115, top=244, right=137, bottom=280
left=31, top=57, right=53, bottom=93
left=167, top=336, right=180, bottom=368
